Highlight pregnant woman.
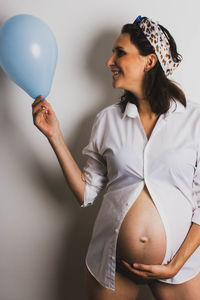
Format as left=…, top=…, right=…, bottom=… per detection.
left=32, top=16, right=200, bottom=300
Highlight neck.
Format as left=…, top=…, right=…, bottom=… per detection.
left=138, top=98, right=159, bottom=119
left=128, top=85, right=159, bottom=119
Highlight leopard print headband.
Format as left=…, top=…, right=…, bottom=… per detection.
left=135, top=15, right=181, bottom=76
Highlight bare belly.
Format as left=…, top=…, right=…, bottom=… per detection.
left=116, top=184, right=166, bottom=278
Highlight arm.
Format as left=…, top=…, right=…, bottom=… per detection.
left=46, top=114, right=108, bottom=208
left=79, top=111, right=108, bottom=207
left=32, top=95, right=107, bottom=207
left=32, top=95, right=85, bottom=206
left=166, top=142, right=200, bottom=271
left=170, top=222, right=200, bottom=273
left=48, top=133, right=86, bottom=206
left=170, top=145, right=200, bottom=272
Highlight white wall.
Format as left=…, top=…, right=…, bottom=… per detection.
left=0, top=0, right=199, bottom=299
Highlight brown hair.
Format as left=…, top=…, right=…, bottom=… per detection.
left=117, top=16, right=186, bottom=114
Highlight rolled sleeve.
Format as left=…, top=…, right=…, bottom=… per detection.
left=192, top=148, right=200, bottom=225
left=81, top=113, right=108, bottom=207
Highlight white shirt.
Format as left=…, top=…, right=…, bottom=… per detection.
left=81, top=98, right=200, bottom=291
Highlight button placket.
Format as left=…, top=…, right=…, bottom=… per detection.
left=141, top=114, right=166, bottom=147
left=137, top=117, right=147, bottom=142
left=143, top=144, right=147, bottom=181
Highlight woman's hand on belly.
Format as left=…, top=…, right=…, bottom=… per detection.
left=119, top=259, right=178, bottom=280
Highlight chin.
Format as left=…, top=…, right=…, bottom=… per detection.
left=112, top=80, right=123, bottom=89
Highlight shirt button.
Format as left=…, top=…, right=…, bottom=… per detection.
left=115, top=228, right=119, bottom=233
left=111, top=256, right=115, bottom=260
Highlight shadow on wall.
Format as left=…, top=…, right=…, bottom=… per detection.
left=0, top=23, right=154, bottom=300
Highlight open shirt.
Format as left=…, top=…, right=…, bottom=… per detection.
left=81, top=98, right=200, bottom=291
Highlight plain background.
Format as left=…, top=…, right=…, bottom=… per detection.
left=0, top=0, right=199, bottom=299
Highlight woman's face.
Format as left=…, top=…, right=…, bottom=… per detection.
left=106, top=33, right=148, bottom=92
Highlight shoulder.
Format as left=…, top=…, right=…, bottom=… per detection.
left=185, top=100, right=200, bottom=119
left=89, top=103, right=121, bottom=141
left=89, top=103, right=121, bottom=134
left=95, top=102, right=121, bottom=120
left=186, top=100, right=200, bottom=112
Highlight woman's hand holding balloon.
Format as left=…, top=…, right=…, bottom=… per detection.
left=32, top=95, right=61, bottom=140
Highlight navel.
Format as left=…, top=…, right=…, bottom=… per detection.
left=139, top=236, right=149, bottom=243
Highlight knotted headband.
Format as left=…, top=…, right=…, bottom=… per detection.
left=134, top=15, right=181, bottom=76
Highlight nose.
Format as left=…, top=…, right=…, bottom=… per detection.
left=106, top=53, right=115, bottom=68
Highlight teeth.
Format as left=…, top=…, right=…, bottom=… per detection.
left=114, top=71, right=119, bottom=75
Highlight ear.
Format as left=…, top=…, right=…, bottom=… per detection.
left=144, top=53, right=158, bottom=72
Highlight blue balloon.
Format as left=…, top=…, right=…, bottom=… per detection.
left=0, top=14, right=58, bottom=99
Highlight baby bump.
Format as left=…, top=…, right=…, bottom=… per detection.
left=116, top=184, right=167, bottom=269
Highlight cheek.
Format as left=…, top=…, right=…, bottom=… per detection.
left=122, top=58, right=144, bottom=77
left=126, top=64, right=143, bottom=80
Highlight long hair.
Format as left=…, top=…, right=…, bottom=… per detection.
left=117, top=17, right=186, bottom=114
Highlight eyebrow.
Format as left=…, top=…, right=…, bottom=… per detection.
left=112, top=46, right=124, bottom=53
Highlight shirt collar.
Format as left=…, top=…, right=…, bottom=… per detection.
left=122, top=98, right=186, bottom=120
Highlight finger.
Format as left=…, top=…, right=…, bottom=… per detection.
left=35, top=95, right=44, bottom=103
left=128, top=267, right=150, bottom=277
left=32, top=99, right=51, bottom=115
left=32, top=95, right=44, bottom=108
left=33, top=99, right=50, bottom=111
left=33, top=105, right=48, bottom=119
left=121, top=260, right=153, bottom=276
left=36, top=95, right=43, bottom=101
left=133, top=264, right=153, bottom=273
left=121, top=260, right=138, bottom=273
left=33, top=108, right=43, bottom=120
left=32, top=104, right=45, bottom=116
left=128, top=267, right=156, bottom=279
left=33, top=109, right=43, bottom=125
left=33, top=108, right=49, bottom=125
left=121, top=260, right=132, bottom=269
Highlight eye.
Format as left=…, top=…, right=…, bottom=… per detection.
left=117, top=49, right=126, bottom=57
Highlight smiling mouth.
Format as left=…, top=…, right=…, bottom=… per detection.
left=113, top=71, right=122, bottom=79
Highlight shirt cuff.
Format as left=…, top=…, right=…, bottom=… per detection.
left=80, top=182, right=98, bottom=208
left=192, top=207, right=200, bottom=225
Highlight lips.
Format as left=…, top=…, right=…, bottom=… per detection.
left=113, top=73, right=121, bottom=80
left=111, top=68, right=121, bottom=73
left=113, top=72, right=122, bottom=80
left=111, top=68, right=122, bottom=79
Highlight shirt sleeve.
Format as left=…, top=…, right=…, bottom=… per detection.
left=192, top=147, right=200, bottom=225
left=80, top=112, right=108, bottom=207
